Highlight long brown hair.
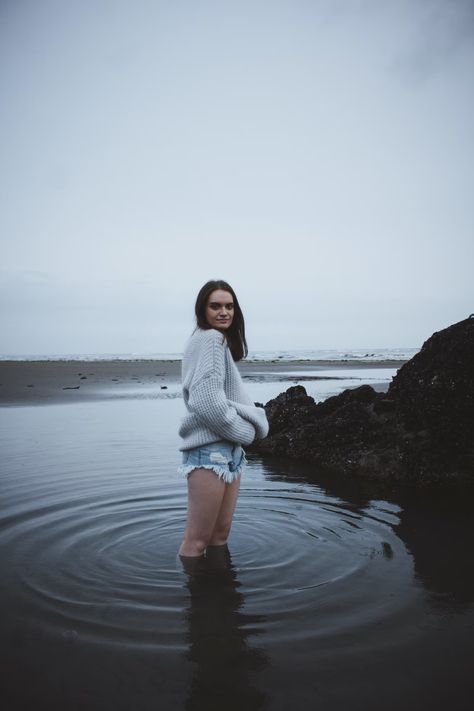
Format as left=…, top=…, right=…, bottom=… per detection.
left=194, top=280, right=248, bottom=361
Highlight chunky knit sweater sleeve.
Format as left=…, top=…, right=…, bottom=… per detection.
left=179, top=328, right=269, bottom=449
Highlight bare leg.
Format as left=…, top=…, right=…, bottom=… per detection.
left=179, top=468, right=227, bottom=557
left=208, top=475, right=241, bottom=546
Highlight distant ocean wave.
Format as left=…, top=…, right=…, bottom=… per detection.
left=0, top=352, right=185, bottom=362
left=248, top=348, right=418, bottom=362
left=0, top=347, right=418, bottom=362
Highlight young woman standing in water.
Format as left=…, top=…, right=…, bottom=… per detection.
left=178, top=280, right=269, bottom=558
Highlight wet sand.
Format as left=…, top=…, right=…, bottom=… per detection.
left=0, top=358, right=406, bottom=406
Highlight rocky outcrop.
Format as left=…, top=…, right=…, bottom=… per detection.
left=249, top=317, right=474, bottom=486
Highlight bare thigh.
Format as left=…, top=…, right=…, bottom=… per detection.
left=209, top=475, right=241, bottom=545
left=179, top=469, right=241, bottom=556
left=179, top=468, right=226, bottom=556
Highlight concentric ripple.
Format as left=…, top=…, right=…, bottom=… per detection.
left=223, top=480, right=415, bottom=645
left=2, top=489, right=188, bottom=649
left=0, top=399, right=418, bottom=653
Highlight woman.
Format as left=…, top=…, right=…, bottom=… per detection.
left=178, top=280, right=269, bottom=558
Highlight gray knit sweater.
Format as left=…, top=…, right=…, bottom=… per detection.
left=178, top=327, right=269, bottom=451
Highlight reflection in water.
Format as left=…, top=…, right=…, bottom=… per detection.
left=396, top=492, right=474, bottom=608
left=2, top=398, right=474, bottom=710
left=247, top=456, right=474, bottom=710
left=265, top=454, right=474, bottom=609
left=181, top=546, right=269, bottom=711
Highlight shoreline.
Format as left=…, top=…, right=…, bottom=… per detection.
left=0, top=358, right=406, bottom=407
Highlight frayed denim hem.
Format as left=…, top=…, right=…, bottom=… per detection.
left=177, top=463, right=244, bottom=484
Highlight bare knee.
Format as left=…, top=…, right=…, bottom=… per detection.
left=209, top=520, right=232, bottom=546
left=179, top=535, right=209, bottom=557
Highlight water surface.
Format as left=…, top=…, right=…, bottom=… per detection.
left=1, top=386, right=473, bottom=710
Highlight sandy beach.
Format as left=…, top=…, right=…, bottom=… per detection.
left=0, top=358, right=406, bottom=406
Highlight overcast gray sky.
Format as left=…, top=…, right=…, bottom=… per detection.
left=1, top=0, right=473, bottom=355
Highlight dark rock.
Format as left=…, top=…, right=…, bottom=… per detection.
left=388, top=317, right=474, bottom=448
left=63, top=386, right=80, bottom=390
left=373, top=398, right=396, bottom=414
left=161, top=385, right=168, bottom=389
left=248, top=317, right=474, bottom=487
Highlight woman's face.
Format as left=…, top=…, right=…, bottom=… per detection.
left=205, top=289, right=234, bottom=330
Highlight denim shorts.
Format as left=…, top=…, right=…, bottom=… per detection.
left=178, top=440, right=247, bottom=484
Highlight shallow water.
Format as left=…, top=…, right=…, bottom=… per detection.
left=1, top=389, right=473, bottom=710
left=70, top=367, right=395, bottom=409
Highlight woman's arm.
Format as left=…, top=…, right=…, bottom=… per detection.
left=229, top=401, right=269, bottom=440
left=187, top=375, right=257, bottom=445
left=185, top=329, right=258, bottom=444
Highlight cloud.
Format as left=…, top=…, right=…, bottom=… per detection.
left=389, top=0, right=474, bottom=84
